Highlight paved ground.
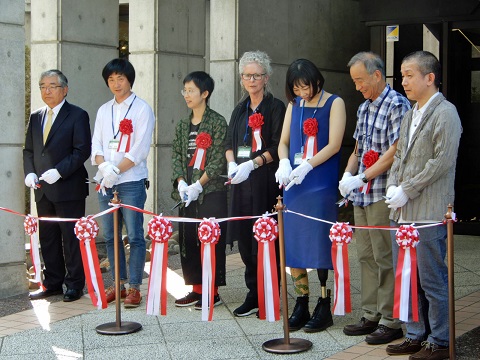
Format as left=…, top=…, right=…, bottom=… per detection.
left=0, top=235, right=479, bottom=359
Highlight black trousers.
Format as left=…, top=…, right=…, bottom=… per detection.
left=36, top=194, right=86, bottom=291
left=179, top=191, right=227, bottom=287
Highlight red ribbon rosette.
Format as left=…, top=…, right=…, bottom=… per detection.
left=360, top=149, right=379, bottom=194
left=248, top=113, right=264, bottom=152
left=24, top=215, right=44, bottom=289
left=329, top=222, right=352, bottom=315
left=188, top=132, right=212, bottom=170
left=253, top=216, right=280, bottom=322
left=75, top=217, right=107, bottom=309
left=393, top=225, right=420, bottom=322
left=197, top=219, right=221, bottom=321
left=302, top=118, right=318, bottom=159
left=117, top=118, right=133, bottom=153
left=146, top=216, right=173, bottom=316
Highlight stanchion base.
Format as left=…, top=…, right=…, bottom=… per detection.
left=262, top=338, right=313, bottom=354
left=96, top=321, right=142, bottom=335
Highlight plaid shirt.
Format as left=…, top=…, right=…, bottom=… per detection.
left=352, top=85, right=411, bottom=207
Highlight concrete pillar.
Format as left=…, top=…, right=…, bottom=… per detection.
left=0, top=0, right=28, bottom=298
left=423, top=24, right=440, bottom=58
left=128, top=0, right=207, bottom=214
left=30, top=0, right=119, bottom=237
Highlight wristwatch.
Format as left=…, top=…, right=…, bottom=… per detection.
left=252, top=158, right=260, bottom=169
left=359, top=173, right=368, bottom=183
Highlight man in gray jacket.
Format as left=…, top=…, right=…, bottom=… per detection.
left=385, top=51, right=462, bottom=360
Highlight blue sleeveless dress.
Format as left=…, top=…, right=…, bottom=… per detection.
left=284, top=95, right=340, bottom=269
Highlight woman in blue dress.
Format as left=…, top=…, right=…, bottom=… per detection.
left=276, top=59, right=346, bottom=332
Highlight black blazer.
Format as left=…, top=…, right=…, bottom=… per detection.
left=23, top=101, right=91, bottom=203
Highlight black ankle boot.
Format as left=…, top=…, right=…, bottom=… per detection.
left=288, top=295, right=310, bottom=331
left=303, top=291, right=333, bottom=333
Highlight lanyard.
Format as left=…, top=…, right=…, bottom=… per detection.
left=243, top=99, right=262, bottom=145
left=299, top=89, right=324, bottom=149
left=111, top=95, right=136, bottom=139
left=362, top=86, right=390, bottom=149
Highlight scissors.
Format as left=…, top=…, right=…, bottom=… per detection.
left=171, top=194, right=188, bottom=211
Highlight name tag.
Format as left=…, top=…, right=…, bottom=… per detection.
left=294, top=152, right=303, bottom=165
left=237, top=146, right=251, bottom=158
left=108, top=139, right=120, bottom=150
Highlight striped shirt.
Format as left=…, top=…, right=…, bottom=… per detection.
left=352, top=85, right=411, bottom=207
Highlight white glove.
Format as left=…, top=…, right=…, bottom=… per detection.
left=385, top=185, right=409, bottom=209
left=338, top=172, right=352, bottom=197
left=339, top=174, right=365, bottom=195
left=40, top=169, right=61, bottom=184
left=230, top=161, right=254, bottom=185
left=101, top=173, right=120, bottom=189
left=227, top=162, right=238, bottom=178
left=285, top=161, right=313, bottom=191
left=177, top=179, right=188, bottom=201
left=185, top=180, right=203, bottom=207
left=98, top=161, right=113, bottom=177
left=275, top=159, right=292, bottom=187
left=386, top=185, right=397, bottom=199
left=25, top=173, right=39, bottom=189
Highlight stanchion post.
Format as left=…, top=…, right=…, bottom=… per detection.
left=112, top=192, right=122, bottom=327
left=96, top=191, right=142, bottom=335
left=445, top=204, right=456, bottom=360
left=262, top=196, right=312, bottom=354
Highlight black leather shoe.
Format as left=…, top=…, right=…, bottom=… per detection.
left=365, top=324, right=403, bottom=344
left=29, top=288, right=63, bottom=300
left=288, top=296, right=310, bottom=331
left=386, top=338, right=424, bottom=355
left=63, top=289, right=83, bottom=302
left=343, top=317, right=379, bottom=336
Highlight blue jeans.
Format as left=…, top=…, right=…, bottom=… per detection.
left=391, top=221, right=449, bottom=346
left=98, top=180, right=147, bottom=287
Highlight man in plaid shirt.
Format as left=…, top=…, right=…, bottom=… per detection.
left=339, top=52, right=411, bottom=345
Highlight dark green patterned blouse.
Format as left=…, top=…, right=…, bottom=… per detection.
left=171, top=106, right=228, bottom=204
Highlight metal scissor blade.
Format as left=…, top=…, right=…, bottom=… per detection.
left=171, top=200, right=183, bottom=211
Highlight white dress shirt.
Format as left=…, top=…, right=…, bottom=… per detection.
left=91, top=92, right=155, bottom=184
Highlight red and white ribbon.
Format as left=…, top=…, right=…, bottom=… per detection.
left=198, top=218, right=221, bottom=321
left=252, top=128, right=263, bottom=152
left=189, top=132, right=212, bottom=170
left=24, top=215, right=44, bottom=289
left=393, top=224, right=419, bottom=322
left=330, top=222, right=352, bottom=315
left=74, top=217, right=107, bottom=309
left=302, top=136, right=317, bottom=160
left=253, top=215, right=280, bottom=322
left=248, top=113, right=264, bottom=152
left=302, top=118, right=318, bottom=160
left=146, top=215, right=172, bottom=316
left=117, top=119, right=133, bottom=153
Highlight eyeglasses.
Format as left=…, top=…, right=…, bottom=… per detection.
left=241, top=73, right=266, bottom=81
left=39, top=85, right=63, bottom=92
left=181, top=89, right=199, bottom=96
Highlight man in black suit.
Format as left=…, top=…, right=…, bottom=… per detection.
left=23, top=69, right=91, bottom=302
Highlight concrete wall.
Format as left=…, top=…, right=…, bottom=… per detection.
left=128, top=0, right=208, bottom=215
left=0, top=0, right=28, bottom=297
left=145, top=0, right=370, bottom=218
left=30, top=0, right=119, bottom=237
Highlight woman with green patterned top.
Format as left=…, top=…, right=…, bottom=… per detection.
left=171, top=71, right=228, bottom=309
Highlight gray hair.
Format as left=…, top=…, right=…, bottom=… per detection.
left=238, top=50, right=273, bottom=94
left=347, top=51, right=385, bottom=80
left=402, top=51, right=441, bottom=88
left=39, top=69, right=68, bottom=88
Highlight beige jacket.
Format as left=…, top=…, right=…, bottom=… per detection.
left=387, top=93, right=462, bottom=222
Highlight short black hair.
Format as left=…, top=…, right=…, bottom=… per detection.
left=183, top=71, right=215, bottom=103
left=102, top=58, right=135, bottom=87
left=402, top=51, right=442, bottom=88
left=285, top=59, right=325, bottom=103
